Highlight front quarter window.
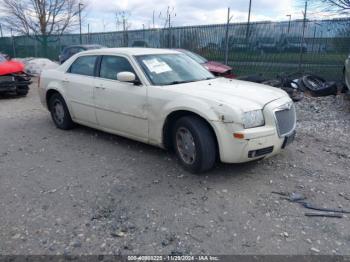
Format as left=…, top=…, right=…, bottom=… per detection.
left=99, top=56, right=136, bottom=80
left=136, top=54, right=214, bottom=86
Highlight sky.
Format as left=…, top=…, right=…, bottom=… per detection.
left=83, top=0, right=307, bottom=33
left=0, top=0, right=338, bottom=36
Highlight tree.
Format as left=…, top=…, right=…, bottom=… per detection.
left=114, top=10, right=131, bottom=46
left=0, top=0, right=85, bottom=54
left=307, top=0, right=350, bottom=14
left=322, top=0, right=350, bottom=13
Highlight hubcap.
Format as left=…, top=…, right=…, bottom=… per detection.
left=176, top=127, right=196, bottom=165
left=53, top=100, right=65, bottom=124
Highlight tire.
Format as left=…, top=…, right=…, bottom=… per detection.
left=262, top=80, right=304, bottom=102
left=301, top=75, right=337, bottom=97
left=48, top=93, right=75, bottom=130
left=172, top=116, right=217, bottom=174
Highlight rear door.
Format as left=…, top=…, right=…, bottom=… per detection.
left=64, top=55, right=98, bottom=124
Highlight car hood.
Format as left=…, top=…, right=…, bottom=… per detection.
left=164, top=78, right=287, bottom=111
left=204, top=61, right=232, bottom=74
left=0, top=61, right=25, bottom=76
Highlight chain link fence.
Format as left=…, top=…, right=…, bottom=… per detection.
left=0, top=18, right=349, bottom=80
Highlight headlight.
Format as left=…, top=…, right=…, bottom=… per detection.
left=243, top=110, right=265, bottom=129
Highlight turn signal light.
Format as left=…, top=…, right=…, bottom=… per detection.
left=233, top=133, right=245, bottom=139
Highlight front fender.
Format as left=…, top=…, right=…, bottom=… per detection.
left=148, top=96, right=242, bottom=147
left=161, top=97, right=221, bottom=122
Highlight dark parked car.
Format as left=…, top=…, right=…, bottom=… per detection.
left=59, top=45, right=106, bottom=64
left=177, top=49, right=236, bottom=78
left=279, top=36, right=307, bottom=53
left=132, top=41, right=149, bottom=47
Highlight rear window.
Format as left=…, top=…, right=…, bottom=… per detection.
left=69, top=56, right=97, bottom=76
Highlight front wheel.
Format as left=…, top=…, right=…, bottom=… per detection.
left=48, top=93, right=75, bottom=130
left=173, top=116, right=217, bottom=174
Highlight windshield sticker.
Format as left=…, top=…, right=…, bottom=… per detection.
left=143, top=59, right=172, bottom=74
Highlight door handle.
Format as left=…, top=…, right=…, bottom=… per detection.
left=95, top=86, right=106, bottom=90
left=62, top=80, right=69, bottom=84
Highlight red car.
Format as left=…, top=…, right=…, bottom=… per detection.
left=176, top=49, right=236, bottom=79
left=0, top=54, right=31, bottom=96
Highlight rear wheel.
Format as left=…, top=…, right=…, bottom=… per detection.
left=48, top=93, right=75, bottom=130
left=173, top=116, right=217, bottom=174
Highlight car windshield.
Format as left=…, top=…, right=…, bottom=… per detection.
left=182, top=50, right=208, bottom=64
left=0, top=55, right=6, bottom=63
left=136, top=54, right=214, bottom=86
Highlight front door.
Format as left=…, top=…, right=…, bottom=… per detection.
left=93, top=55, right=148, bottom=141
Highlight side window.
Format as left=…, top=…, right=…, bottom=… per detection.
left=69, top=56, right=97, bottom=77
left=99, top=56, right=135, bottom=81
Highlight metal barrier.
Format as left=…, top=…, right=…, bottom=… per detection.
left=0, top=18, right=349, bottom=80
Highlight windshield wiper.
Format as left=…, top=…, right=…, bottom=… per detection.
left=167, top=80, right=195, bottom=85
left=166, top=78, right=214, bottom=86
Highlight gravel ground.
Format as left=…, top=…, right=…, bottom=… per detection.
left=0, top=79, right=350, bottom=255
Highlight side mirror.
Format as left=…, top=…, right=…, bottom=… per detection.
left=117, top=71, right=136, bottom=83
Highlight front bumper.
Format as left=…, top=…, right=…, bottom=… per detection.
left=0, top=73, right=32, bottom=93
left=212, top=96, right=296, bottom=164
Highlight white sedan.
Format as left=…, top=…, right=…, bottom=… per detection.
left=39, top=48, right=296, bottom=173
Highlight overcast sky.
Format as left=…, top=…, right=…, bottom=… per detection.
left=84, top=0, right=310, bottom=33
left=0, top=0, right=334, bottom=36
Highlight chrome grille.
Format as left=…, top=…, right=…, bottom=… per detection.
left=275, top=103, right=296, bottom=137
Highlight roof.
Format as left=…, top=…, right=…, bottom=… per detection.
left=82, top=47, right=180, bottom=56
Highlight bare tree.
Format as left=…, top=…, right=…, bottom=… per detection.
left=323, top=0, right=350, bottom=12
left=0, top=0, right=85, bottom=51
left=307, top=0, right=350, bottom=14
left=115, top=10, right=132, bottom=31
left=114, top=10, right=131, bottom=46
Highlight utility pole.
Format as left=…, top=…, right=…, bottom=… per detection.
left=165, top=7, right=176, bottom=48
left=79, top=3, right=83, bottom=44
left=286, top=14, right=292, bottom=34
left=312, top=22, right=321, bottom=53
left=224, top=7, right=233, bottom=65
left=11, top=28, right=16, bottom=57
left=122, top=12, right=128, bottom=47
left=153, top=10, right=155, bottom=29
left=143, top=24, right=145, bottom=41
left=168, top=11, right=171, bottom=48
left=246, top=0, right=252, bottom=41
left=0, top=24, right=3, bottom=38
left=88, top=24, right=90, bottom=44
left=299, top=0, right=308, bottom=72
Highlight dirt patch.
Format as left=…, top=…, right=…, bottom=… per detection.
left=0, top=81, right=349, bottom=255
